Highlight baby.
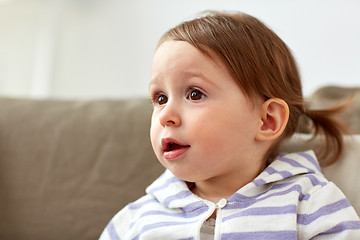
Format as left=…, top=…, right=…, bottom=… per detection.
left=100, top=11, right=360, bottom=239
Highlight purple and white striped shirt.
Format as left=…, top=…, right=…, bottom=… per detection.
left=100, top=151, right=360, bottom=239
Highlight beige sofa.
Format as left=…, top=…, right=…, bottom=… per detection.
left=0, top=86, right=359, bottom=240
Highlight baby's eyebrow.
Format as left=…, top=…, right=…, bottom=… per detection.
left=183, top=71, right=221, bottom=89
left=149, top=75, right=162, bottom=90
left=149, top=71, right=221, bottom=90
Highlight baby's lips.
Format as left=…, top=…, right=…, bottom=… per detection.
left=161, top=137, right=190, bottom=151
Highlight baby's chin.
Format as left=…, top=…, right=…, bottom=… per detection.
left=166, top=167, right=206, bottom=183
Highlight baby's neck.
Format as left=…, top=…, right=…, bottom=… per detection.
left=190, top=164, right=265, bottom=203
left=190, top=184, right=227, bottom=204
left=190, top=177, right=244, bottom=203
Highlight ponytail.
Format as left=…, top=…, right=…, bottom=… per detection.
left=302, top=105, right=348, bottom=166
left=297, top=91, right=355, bottom=166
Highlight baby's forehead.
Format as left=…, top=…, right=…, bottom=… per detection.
left=152, top=41, right=223, bottom=73
left=154, top=40, right=229, bottom=73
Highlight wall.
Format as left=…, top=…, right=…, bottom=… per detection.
left=0, top=0, right=359, bottom=99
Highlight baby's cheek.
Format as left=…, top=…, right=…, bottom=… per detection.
left=191, top=118, right=226, bottom=145
left=150, top=125, right=159, bottom=151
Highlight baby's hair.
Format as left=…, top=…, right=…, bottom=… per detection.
left=157, top=10, right=348, bottom=166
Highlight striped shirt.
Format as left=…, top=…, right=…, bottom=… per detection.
left=99, top=151, right=360, bottom=239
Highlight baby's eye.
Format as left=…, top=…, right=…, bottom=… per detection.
left=155, top=94, right=168, bottom=105
left=187, top=89, right=206, bottom=101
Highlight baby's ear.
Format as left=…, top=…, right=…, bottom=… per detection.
left=255, top=98, right=289, bottom=141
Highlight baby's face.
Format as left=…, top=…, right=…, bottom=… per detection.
left=149, top=40, right=262, bottom=183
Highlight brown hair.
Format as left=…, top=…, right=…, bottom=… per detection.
left=158, top=10, right=347, bottom=166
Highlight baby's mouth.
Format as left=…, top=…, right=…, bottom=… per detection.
left=161, top=138, right=190, bottom=160
left=166, top=142, right=187, bottom=151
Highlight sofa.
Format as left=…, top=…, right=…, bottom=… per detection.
left=0, top=86, right=359, bottom=240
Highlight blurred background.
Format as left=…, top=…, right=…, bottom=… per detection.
left=0, top=0, right=359, bottom=100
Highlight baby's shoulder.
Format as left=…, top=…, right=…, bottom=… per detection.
left=287, top=171, right=329, bottom=193
left=279, top=171, right=351, bottom=210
